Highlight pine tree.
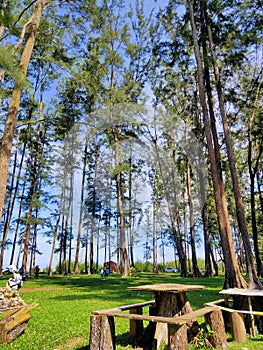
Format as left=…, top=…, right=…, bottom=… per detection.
left=188, top=0, right=247, bottom=288
left=0, top=0, right=44, bottom=273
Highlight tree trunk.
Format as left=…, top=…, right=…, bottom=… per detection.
left=48, top=213, right=60, bottom=276
left=22, top=207, right=33, bottom=272
left=116, top=167, right=130, bottom=275
left=9, top=173, right=27, bottom=266
left=49, top=173, right=66, bottom=276
left=257, top=172, right=263, bottom=214
left=85, top=234, right=88, bottom=274
left=63, top=214, right=69, bottom=275
left=0, top=130, right=24, bottom=271
left=153, top=199, right=158, bottom=273
left=105, top=175, right=112, bottom=263
left=108, top=61, right=130, bottom=276
left=96, top=219, right=100, bottom=273
left=128, top=154, right=135, bottom=268
left=202, top=0, right=261, bottom=289
left=187, top=160, right=201, bottom=277
left=188, top=0, right=247, bottom=289
left=199, top=11, right=225, bottom=278
left=247, top=83, right=263, bottom=277
left=0, top=0, right=8, bottom=37
left=22, top=127, right=41, bottom=273
left=0, top=1, right=45, bottom=274
left=67, top=174, right=74, bottom=274
left=175, top=209, right=188, bottom=277
left=89, top=142, right=100, bottom=274
left=0, top=0, right=44, bottom=225
left=197, top=154, right=212, bottom=276
left=74, top=140, right=88, bottom=274
left=209, top=244, right=219, bottom=276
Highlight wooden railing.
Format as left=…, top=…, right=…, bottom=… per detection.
left=205, top=298, right=263, bottom=342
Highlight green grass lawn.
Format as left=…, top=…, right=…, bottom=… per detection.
left=0, top=273, right=262, bottom=349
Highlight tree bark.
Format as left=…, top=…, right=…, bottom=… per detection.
left=9, top=170, right=27, bottom=266
left=116, top=164, right=130, bottom=275
left=67, top=173, right=74, bottom=274
left=0, top=0, right=8, bottom=37
left=175, top=209, right=188, bottom=277
left=202, top=0, right=261, bottom=289
left=0, top=129, right=26, bottom=272
left=74, top=140, right=88, bottom=274
left=108, top=61, right=130, bottom=276
left=0, top=0, right=45, bottom=261
left=153, top=198, right=158, bottom=273
left=197, top=158, right=213, bottom=276
left=48, top=213, right=60, bottom=276
left=88, top=141, right=100, bottom=274
left=247, top=83, right=263, bottom=278
left=186, top=160, right=201, bottom=277
left=188, top=0, right=247, bottom=289
left=128, top=153, right=135, bottom=268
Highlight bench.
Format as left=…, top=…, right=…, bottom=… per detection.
left=90, top=302, right=227, bottom=350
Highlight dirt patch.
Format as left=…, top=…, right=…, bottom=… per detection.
left=20, top=286, right=62, bottom=293
left=55, top=337, right=86, bottom=349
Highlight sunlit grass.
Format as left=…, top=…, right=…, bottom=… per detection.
left=0, top=273, right=262, bottom=349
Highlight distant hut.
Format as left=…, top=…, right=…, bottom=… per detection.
left=103, top=261, right=118, bottom=274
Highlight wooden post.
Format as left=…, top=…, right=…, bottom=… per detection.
left=223, top=294, right=229, bottom=307
left=129, top=307, right=143, bottom=339
left=89, top=314, right=115, bottom=350
left=168, top=323, right=188, bottom=350
left=231, top=311, right=247, bottom=342
left=248, top=296, right=256, bottom=337
left=205, top=309, right=227, bottom=349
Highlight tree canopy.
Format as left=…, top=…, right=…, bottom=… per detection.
left=0, top=0, right=262, bottom=287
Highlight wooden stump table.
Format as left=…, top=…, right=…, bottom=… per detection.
left=128, top=283, right=205, bottom=349
left=128, top=284, right=204, bottom=317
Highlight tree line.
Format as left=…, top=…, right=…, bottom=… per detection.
left=0, top=0, right=262, bottom=289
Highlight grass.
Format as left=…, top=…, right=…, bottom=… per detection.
left=0, top=272, right=262, bottom=349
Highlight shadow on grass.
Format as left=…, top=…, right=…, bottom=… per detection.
left=74, top=331, right=135, bottom=350
left=250, top=335, right=263, bottom=341
left=39, top=275, right=222, bottom=307
left=17, top=273, right=226, bottom=309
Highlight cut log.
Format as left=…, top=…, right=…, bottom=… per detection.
left=205, top=309, right=227, bottom=349
left=89, top=314, right=115, bottom=350
left=168, top=323, right=188, bottom=350
left=0, top=303, right=38, bottom=344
